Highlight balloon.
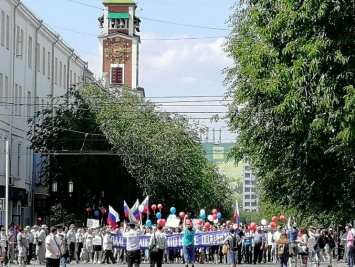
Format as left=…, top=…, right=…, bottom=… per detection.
left=179, top=212, right=185, bottom=219
left=204, top=222, right=211, bottom=230
left=198, top=219, right=203, bottom=225
left=233, top=224, right=238, bottom=229
left=86, top=208, right=92, bottom=213
left=168, top=214, right=176, bottom=219
left=157, top=204, right=163, bottom=210
left=94, top=211, right=99, bottom=216
left=170, top=207, right=176, bottom=214
left=200, top=209, right=206, bottom=214
left=217, top=212, right=222, bottom=219
left=250, top=222, right=257, bottom=230
left=37, top=217, right=42, bottom=222
left=146, top=220, right=152, bottom=227
left=207, top=215, right=213, bottom=222
left=101, top=208, right=106, bottom=215
left=151, top=204, right=157, bottom=211
left=156, top=212, right=162, bottom=219
left=280, top=215, right=286, bottom=222
left=226, top=220, right=232, bottom=227
left=213, top=219, right=218, bottom=224
left=158, top=219, right=166, bottom=227
left=200, top=213, right=206, bottom=220
left=270, top=222, right=276, bottom=228
left=261, top=219, right=267, bottom=226
left=213, top=214, right=218, bottom=220
left=138, top=204, right=145, bottom=213
left=272, top=216, right=278, bottom=223
left=212, top=209, right=218, bottom=214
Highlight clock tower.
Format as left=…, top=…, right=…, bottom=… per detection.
left=98, top=0, right=143, bottom=94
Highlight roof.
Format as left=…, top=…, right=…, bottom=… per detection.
left=103, top=0, right=135, bottom=4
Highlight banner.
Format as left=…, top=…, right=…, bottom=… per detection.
left=112, top=230, right=229, bottom=250
left=87, top=219, right=100, bottom=228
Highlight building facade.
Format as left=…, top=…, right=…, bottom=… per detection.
left=0, top=0, right=92, bottom=226
left=242, top=158, right=259, bottom=211
left=98, top=0, right=144, bottom=94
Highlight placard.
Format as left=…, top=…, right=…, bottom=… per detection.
left=87, top=219, right=100, bottom=229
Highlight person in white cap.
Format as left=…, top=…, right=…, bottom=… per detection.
left=123, top=222, right=141, bottom=267
left=37, top=225, right=47, bottom=264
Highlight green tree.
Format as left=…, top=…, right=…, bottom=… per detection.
left=224, top=0, right=355, bottom=224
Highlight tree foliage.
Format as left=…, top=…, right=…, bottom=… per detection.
left=225, top=0, right=355, bottom=224
left=29, top=84, right=234, bottom=221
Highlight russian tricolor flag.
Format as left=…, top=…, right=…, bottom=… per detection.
left=234, top=199, right=241, bottom=226
left=124, top=201, right=130, bottom=217
left=140, top=196, right=149, bottom=214
left=131, top=199, right=140, bottom=219
left=107, top=205, right=119, bottom=229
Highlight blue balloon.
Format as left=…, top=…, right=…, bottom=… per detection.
left=170, top=207, right=176, bottom=214
left=94, top=211, right=99, bottom=217
left=156, top=212, right=162, bottom=219
left=200, top=213, right=206, bottom=220
left=146, top=220, right=152, bottom=227
left=217, top=212, right=222, bottom=219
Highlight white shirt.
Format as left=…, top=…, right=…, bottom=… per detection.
left=45, top=234, right=60, bottom=259
left=273, top=231, right=281, bottom=243
left=67, top=230, right=76, bottom=243
left=103, top=234, right=113, bottom=250
left=123, top=229, right=140, bottom=251
left=76, top=233, right=84, bottom=243
left=149, top=230, right=167, bottom=250
left=0, top=231, right=7, bottom=248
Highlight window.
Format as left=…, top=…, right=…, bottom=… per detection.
left=251, top=180, right=255, bottom=186
left=245, top=172, right=250, bottom=178
left=47, top=51, right=51, bottom=79
left=63, top=64, right=67, bottom=89
left=36, top=43, right=40, bottom=71
left=4, top=76, right=8, bottom=101
left=1, top=11, right=4, bottom=46
left=18, top=86, right=22, bottom=115
left=16, top=26, right=20, bottom=55
left=111, top=66, right=123, bottom=84
left=20, top=29, right=23, bottom=57
left=17, top=143, right=21, bottom=178
left=28, top=36, right=33, bottom=69
left=245, top=187, right=250, bottom=192
left=59, top=61, right=62, bottom=87
left=251, top=187, right=255, bottom=193
left=74, top=73, right=76, bottom=85
left=27, top=91, right=31, bottom=117
left=245, top=180, right=250, bottom=185
left=251, top=195, right=256, bottom=199
left=245, top=194, right=250, bottom=199
left=5, top=15, right=9, bottom=49
left=245, top=202, right=250, bottom=207
left=42, top=47, right=45, bottom=76
left=0, top=73, right=3, bottom=99
left=55, top=58, right=58, bottom=84
left=245, top=166, right=250, bottom=171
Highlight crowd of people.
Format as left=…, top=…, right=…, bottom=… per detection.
left=0, top=219, right=353, bottom=267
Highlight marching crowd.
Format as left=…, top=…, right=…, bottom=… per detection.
left=0, top=219, right=353, bottom=267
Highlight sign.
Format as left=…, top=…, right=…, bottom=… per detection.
left=92, top=236, right=102, bottom=246
left=165, top=218, right=180, bottom=228
left=87, top=219, right=100, bottom=229
left=111, top=230, right=229, bottom=250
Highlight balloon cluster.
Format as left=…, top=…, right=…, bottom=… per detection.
left=199, top=208, right=222, bottom=225
left=247, top=215, right=286, bottom=231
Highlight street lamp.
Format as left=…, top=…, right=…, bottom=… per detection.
left=52, top=181, right=74, bottom=225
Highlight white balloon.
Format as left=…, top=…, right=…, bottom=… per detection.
left=233, top=224, right=238, bottom=229
left=213, top=219, right=219, bottom=224
left=261, top=219, right=267, bottom=226
left=200, top=209, right=206, bottom=214
left=207, top=215, right=213, bottom=222
left=138, top=204, right=144, bottom=212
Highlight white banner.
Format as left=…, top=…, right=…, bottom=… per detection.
left=87, top=219, right=100, bottom=229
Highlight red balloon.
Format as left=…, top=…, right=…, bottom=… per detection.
left=204, top=222, right=211, bottom=230
left=212, top=209, right=218, bottom=214
left=212, top=214, right=218, bottom=220
left=280, top=215, right=286, bottom=222
left=271, top=216, right=278, bottom=223
left=151, top=204, right=157, bottom=211
left=37, top=217, right=42, bottom=222
left=226, top=220, right=232, bottom=227
left=157, top=219, right=166, bottom=227
left=270, top=222, right=276, bottom=228
left=157, top=204, right=163, bottom=210
left=250, top=222, right=257, bottom=230
left=87, top=208, right=92, bottom=213
left=198, top=219, right=203, bottom=225
left=179, top=212, right=185, bottom=219
left=101, top=208, right=106, bottom=215
left=247, top=226, right=251, bottom=231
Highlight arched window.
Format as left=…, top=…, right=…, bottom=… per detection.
left=17, top=143, right=21, bottom=178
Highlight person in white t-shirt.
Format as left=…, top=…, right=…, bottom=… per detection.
left=273, top=226, right=282, bottom=263
left=45, top=227, right=60, bottom=267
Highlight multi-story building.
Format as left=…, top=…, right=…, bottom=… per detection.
left=0, top=0, right=93, bottom=226
left=242, top=158, right=259, bottom=211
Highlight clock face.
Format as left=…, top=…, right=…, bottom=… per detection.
left=104, top=38, right=131, bottom=63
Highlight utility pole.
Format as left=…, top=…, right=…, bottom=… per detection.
left=5, top=140, right=9, bottom=236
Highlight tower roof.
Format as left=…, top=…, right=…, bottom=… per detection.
left=103, top=0, right=135, bottom=3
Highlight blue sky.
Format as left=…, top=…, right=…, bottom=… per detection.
left=21, top=0, right=237, bottom=142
